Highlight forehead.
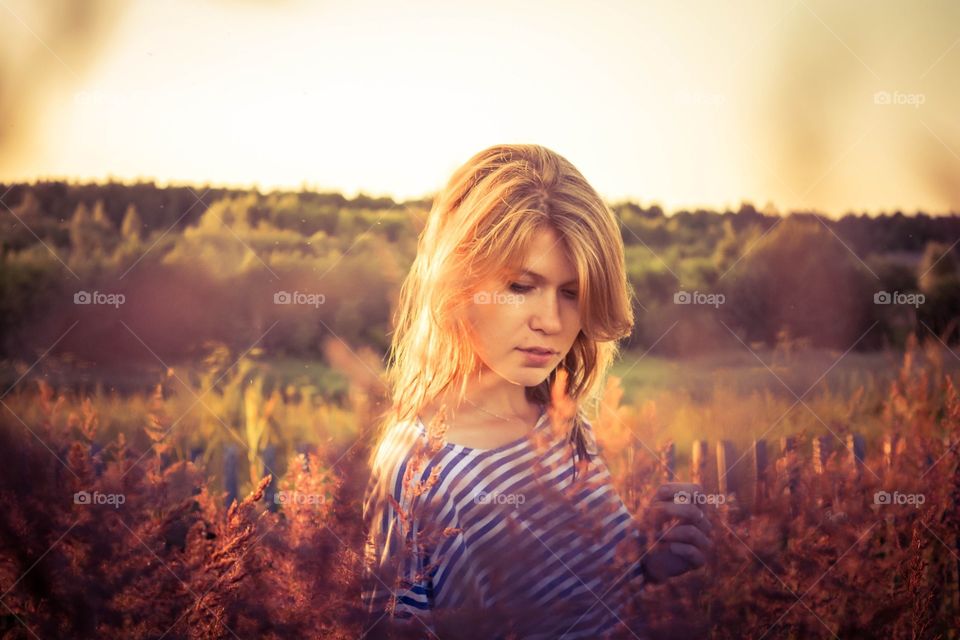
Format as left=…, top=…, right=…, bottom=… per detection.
left=510, top=228, right=578, bottom=286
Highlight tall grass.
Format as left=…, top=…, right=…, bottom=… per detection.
left=0, top=337, right=957, bottom=637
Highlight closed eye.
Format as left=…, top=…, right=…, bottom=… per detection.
left=509, top=283, right=578, bottom=299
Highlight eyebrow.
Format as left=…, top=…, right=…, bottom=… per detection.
left=516, top=268, right=578, bottom=287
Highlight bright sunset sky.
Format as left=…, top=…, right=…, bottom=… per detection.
left=1, top=0, right=958, bottom=216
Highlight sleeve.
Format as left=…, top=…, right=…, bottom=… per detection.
left=577, top=418, right=650, bottom=592
left=361, top=455, right=438, bottom=637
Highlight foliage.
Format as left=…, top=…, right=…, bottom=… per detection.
left=598, top=337, right=960, bottom=638
left=1, top=340, right=958, bottom=638
left=3, top=184, right=959, bottom=363
left=0, top=386, right=368, bottom=638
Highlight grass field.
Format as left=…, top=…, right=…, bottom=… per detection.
left=3, top=341, right=956, bottom=498
left=2, top=337, right=958, bottom=637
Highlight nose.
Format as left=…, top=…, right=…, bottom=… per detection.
left=530, top=290, right=563, bottom=334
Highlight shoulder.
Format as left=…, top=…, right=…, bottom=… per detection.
left=365, top=420, right=424, bottom=498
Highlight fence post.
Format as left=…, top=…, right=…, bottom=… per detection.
left=780, top=436, right=796, bottom=454
left=846, top=433, right=865, bottom=478
left=813, top=435, right=831, bottom=474
left=753, top=439, right=769, bottom=508
left=716, top=440, right=735, bottom=497
left=661, top=442, right=676, bottom=481
left=778, top=436, right=799, bottom=497
left=883, top=432, right=904, bottom=470
left=692, top=440, right=710, bottom=491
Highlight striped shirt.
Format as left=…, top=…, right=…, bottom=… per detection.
left=361, top=406, right=648, bottom=639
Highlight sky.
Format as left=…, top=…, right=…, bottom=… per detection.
left=1, top=0, right=958, bottom=217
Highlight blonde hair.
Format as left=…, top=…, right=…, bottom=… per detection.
left=360, top=145, right=635, bottom=623
left=373, top=143, right=634, bottom=444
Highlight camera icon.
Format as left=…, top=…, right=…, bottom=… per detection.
left=873, top=291, right=891, bottom=304
left=74, top=291, right=92, bottom=304
left=873, top=90, right=891, bottom=105
left=473, top=291, right=491, bottom=304
left=274, top=291, right=292, bottom=304
left=673, top=490, right=691, bottom=504
left=74, top=491, right=91, bottom=504
left=673, top=291, right=691, bottom=304
left=873, top=490, right=891, bottom=505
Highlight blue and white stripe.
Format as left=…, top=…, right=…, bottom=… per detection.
left=362, top=408, right=647, bottom=639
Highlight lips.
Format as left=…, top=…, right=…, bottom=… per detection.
left=518, top=347, right=556, bottom=355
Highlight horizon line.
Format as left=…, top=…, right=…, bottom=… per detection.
left=1, top=173, right=956, bottom=220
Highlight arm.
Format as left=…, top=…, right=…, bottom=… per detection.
left=576, top=419, right=650, bottom=591
left=361, top=454, right=438, bottom=638
left=361, top=530, right=437, bottom=637
left=578, top=419, right=713, bottom=585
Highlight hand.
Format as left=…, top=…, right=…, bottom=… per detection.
left=640, top=482, right=714, bottom=583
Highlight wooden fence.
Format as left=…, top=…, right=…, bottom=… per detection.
left=217, top=433, right=934, bottom=511
left=654, top=432, right=936, bottom=512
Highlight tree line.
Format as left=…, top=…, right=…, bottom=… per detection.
left=1, top=180, right=958, bottom=367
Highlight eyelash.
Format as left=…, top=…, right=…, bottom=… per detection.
left=509, top=283, right=578, bottom=300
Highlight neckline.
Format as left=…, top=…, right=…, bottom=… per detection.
left=415, top=404, right=550, bottom=454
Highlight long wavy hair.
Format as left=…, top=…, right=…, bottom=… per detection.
left=364, top=142, right=635, bottom=499
left=360, top=144, right=637, bottom=630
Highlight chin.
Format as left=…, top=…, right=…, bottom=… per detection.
left=508, top=369, right=552, bottom=386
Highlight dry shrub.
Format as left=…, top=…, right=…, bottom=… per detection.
left=613, top=338, right=960, bottom=639
left=0, top=379, right=371, bottom=639
left=1, top=339, right=958, bottom=638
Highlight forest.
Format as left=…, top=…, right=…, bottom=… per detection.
left=2, top=180, right=958, bottom=372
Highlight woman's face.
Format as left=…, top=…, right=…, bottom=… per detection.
left=465, top=227, right=583, bottom=387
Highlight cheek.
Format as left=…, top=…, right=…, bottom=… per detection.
left=466, top=300, right=519, bottom=343
left=486, top=302, right=527, bottom=337
left=564, top=307, right=582, bottom=334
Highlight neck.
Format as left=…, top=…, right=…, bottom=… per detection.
left=438, top=370, right=537, bottom=422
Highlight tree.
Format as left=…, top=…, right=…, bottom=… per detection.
left=720, top=216, right=875, bottom=349
left=917, top=240, right=960, bottom=343
left=120, top=203, right=144, bottom=242
left=918, top=240, right=959, bottom=293
left=2, top=191, right=47, bottom=253
left=69, top=200, right=118, bottom=257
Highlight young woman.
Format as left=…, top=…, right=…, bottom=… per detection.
left=361, top=144, right=713, bottom=639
